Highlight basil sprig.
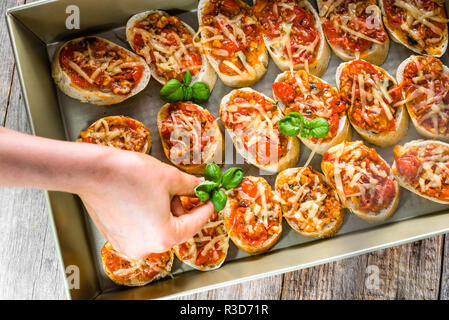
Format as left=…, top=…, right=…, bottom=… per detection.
left=194, top=164, right=244, bottom=211
left=278, top=112, right=329, bottom=139
left=160, top=70, right=211, bottom=103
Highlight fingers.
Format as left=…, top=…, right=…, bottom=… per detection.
left=170, top=196, right=186, bottom=217
left=169, top=201, right=214, bottom=245
left=168, top=168, right=203, bottom=196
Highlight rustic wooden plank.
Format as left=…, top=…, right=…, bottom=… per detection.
left=178, top=275, right=283, bottom=300
left=0, top=0, right=24, bottom=124
left=280, top=236, right=443, bottom=300
left=441, top=235, right=449, bottom=300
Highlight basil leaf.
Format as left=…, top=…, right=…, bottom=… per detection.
left=194, top=180, right=219, bottom=195
left=308, top=117, right=329, bottom=129
left=309, top=82, right=316, bottom=90
left=183, top=70, right=192, bottom=86
left=204, top=163, right=222, bottom=184
left=284, top=112, right=305, bottom=125
left=195, top=190, right=210, bottom=202
left=279, top=115, right=301, bottom=137
left=221, top=167, right=244, bottom=190
left=192, top=82, right=211, bottom=103
left=183, top=85, right=193, bottom=101
left=300, top=128, right=311, bottom=138
left=211, top=189, right=227, bottom=211
left=308, top=117, right=329, bottom=139
left=160, top=79, right=184, bottom=103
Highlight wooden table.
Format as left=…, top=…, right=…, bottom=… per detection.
left=1, top=0, right=448, bottom=300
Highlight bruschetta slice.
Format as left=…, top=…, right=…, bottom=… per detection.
left=126, top=10, right=217, bottom=90
left=222, top=176, right=282, bottom=254
left=380, top=0, right=448, bottom=57
left=273, top=70, right=351, bottom=154
left=198, top=0, right=268, bottom=87
left=336, top=59, right=409, bottom=147
left=220, top=88, right=300, bottom=173
left=253, top=0, right=330, bottom=77
left=396, top=55, right=449, bottom=142
left=77, top=116, right=151, bottom=154
left=275, top=166, right=345, bottom=238
left=157, top=101, right=224, bottom=174
left=101, top=242, right=174, bottom=287
left=173, top=196, right=229, bottom=271
left=322, top=141, right=400, bottom=222
left=393, top=140, right=449, bottom=204
left=317, top=0, right=389, bottom=65
left=52, top=36, right=150, bottom=105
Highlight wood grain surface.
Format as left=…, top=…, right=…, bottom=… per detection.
left=0, top=0, right=447, bottom=300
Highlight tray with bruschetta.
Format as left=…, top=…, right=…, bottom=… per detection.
left=7, top=0, right=449, bottom=299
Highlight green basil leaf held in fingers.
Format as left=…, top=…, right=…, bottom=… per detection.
left=160, top=79, right=184, bottom=103
left=204, top=163, right=222, bottom=184
left=211, top=189, right=227, bottom=211
left=194, top=180, right=219, bottom=195
left=192, top=82, right=211, bottom=103
left=221, top=167, right=244, bottom=190
left=309, top=117, right=329, bottom=139
left=183, top=70, right=192, bottom=86
left=195, top=190, right=210, bottom=202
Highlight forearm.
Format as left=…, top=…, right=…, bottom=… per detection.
left=0, top=126, right=112, bottom=194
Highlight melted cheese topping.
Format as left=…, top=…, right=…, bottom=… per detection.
left=276, top=166, right=342, bottom=234
left=322, top=141, right=396, bottom=212
left=78, top=116, right=150, bottom=153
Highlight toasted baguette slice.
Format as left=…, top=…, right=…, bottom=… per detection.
left=101, top=242, right=173, bottom=287
left=322, top=141, right=401, bottom=222
left=336, top=60, right=409, bottom=147
left=275, top=166, right=345, bottom=238
left=393, top=140, right=449, bottom=205
left=77, top=116, right=151, bottom=154
left=222, top=176, right=282, bottom=254
left=220, top=88, right=300, bottom=173
left=126, top=10, right=217, bottom=90
left=157, top=102, right=224, bottom=174
left=253, top=0, right=330, bottom=77
left=52, top=36, right=150, bottom=105
left=317, top=0, right=389, bottom=65
left=198, top=0, right=268, bottom=87
left=273, top=70, right=352, bottom=155
left=173, top=197, right=229, bottom=271
left=396, top=55, right=449, bottom=142
left=379, top=0, right=448, bottom=57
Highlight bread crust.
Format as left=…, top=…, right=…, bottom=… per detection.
left=101, top=242, right=174, bottom=287
left=254, top=0, right=330, bottom=77
left=77, top=115, right=152, bottom=154
left=336, top=60, right=409, bottom=147
left=51, top=36, right=150, bottom=106
left=223, top=176, right=282, bottom=254
left=126, top=10, right=217, bottom=90
left=316, top=0, right=389, bottom=65
left=396, top=55, right=449, bottom=142
left=322, top=141, right=401, bottom=223
left=198, top=0, right=268, bottom=87
left=157, top=102, right=224, bottom=174
left=273, top=71, right=352, bottom=155
left=392, top=139, right=449, bottom=205
left=379, top=0, right=448, bottom=57
left=275, top=167, right=346, bottom=238
left=219, top=87, right=300, bottom=173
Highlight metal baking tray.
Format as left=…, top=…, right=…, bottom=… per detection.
left=7, top=0, right=449, bottom=300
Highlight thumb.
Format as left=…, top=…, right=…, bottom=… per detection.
left=170, top=201, right=214, bottom=244
left=168, top=169, right=203, bottom=196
